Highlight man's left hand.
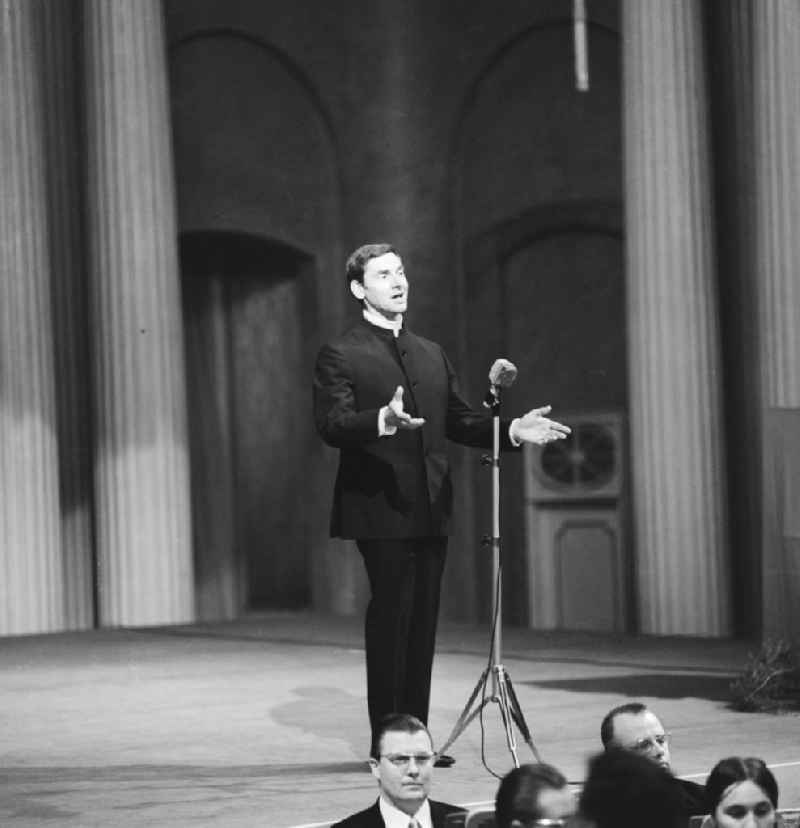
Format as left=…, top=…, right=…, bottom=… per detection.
left=510, top=405, right=571, bottom=445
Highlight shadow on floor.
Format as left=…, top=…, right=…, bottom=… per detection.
left=521, top=672, right=735, bottom=702
left=270, top=686, right=370, bottom=759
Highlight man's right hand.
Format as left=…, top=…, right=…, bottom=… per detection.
left=383, top=386, right=425, bottom=431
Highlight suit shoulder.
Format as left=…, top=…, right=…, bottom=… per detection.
left=315, top=327, right=365, bottom=371
left=674, top=777, right=709, bottom=816
left=320, top=322, right=384, bottom=352
left=319, top=324, right=356, bottom=349
left=676, top=777, right=707, bottom=799
left=329, top=802, right=381, bottom=828
left=404, top=328, right=442, bottom=351
left=430, top=799, right=466, bottom=824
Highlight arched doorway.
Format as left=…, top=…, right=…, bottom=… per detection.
left=463, top=206, right=629, bottom=629
left=180, top=231, right=315, bottom=619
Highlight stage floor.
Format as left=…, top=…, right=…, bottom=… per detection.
left=1, top=612, right=798, bottom=827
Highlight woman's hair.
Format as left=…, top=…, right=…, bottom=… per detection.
left=705, top=757, right=779, bottom=812
left=495, top=762, right=568, bottom=827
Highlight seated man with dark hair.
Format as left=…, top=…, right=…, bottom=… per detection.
left=494, top=763, right=576, bottom=828
left=579, top=748, right=685, bottom=828
left=332, top=713, right=464, bottom=828
left=599, top=701, right=708, bottom=817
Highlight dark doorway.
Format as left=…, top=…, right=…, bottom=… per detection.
left=180, top=232, right=313, bottom=618
left=464, top=210, right=627, bottom=628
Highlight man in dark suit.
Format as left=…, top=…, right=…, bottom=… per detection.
left=314, top=243, right=570, bottom=759
left=600, top=702, right=709, bottom=817
left=331, top=713, right=465, bottom=828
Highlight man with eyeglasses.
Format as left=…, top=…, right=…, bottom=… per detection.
left=330, top=713, right=465, bottom=828
left=599, top=702, right=708, bottom=817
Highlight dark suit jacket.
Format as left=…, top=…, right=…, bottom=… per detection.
left=330, top=798, right=465, bottom=828
left=314, top=319, right=515, bottom=539
left=675, top=777, right=710, bottom=818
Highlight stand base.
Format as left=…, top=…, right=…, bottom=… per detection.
left=437, top=662, right=542, bottom=768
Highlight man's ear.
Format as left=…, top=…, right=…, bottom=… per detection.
left=368, top=757, right=380, bottom=782
left=350, top=279, right=365, bottom=301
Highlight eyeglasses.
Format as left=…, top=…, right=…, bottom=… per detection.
left=628, top=733, right=670, bottom=754
left=381, top=752, right=435, bottom=769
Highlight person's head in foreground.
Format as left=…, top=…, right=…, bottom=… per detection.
left=600, top=701, right=671, bottom=771
left=494, top=762, right=576, bottom=828
left=369, top=713, right=435, bottom=816
left=579, top=748, right=684, bottom=828
left=705, top=757, right=779, bottom=828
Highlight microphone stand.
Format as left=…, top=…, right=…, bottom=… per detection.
left=436, top=385, right=542, bottom=769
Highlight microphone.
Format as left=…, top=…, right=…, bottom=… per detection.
left=484, top=358, right=517, bottom=408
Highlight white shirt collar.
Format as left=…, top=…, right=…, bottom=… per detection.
left=363, top=307, right=403, bottom=336
left=378, top=795, right=432, bottom=828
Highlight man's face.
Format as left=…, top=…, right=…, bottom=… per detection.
left=351, top=251, right=408, bottom=320
left=610, top=710, right=671, bottom=771
left=369, top=728, right=434, bottom=814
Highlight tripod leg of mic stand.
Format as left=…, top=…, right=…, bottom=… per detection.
left=493, top=664, right=520, bottom=767
left=437, top=696, right=495, bottom=758
left=504, top=671, right=543, bottom=763
left=436, top=667, right=491, bottom=758
left=440, top=395, right=548, bottom=768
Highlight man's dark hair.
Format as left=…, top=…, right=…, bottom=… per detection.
left=705, top=756, right=779, bottom=813
left=494, top=762, right=569, bottom=828
left=599, top=701, right=649, bottom=748
left=579, top=749, right=684, bottom=828
left=345, top=243, right=397, bottom=286
left=369, top=712, right=432, bottom=760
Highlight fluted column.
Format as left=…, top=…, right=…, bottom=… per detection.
left=84, top=0, right=193, bottom=626
left=707, top=0, right=761, bottom=637
left=0, top=0, right=64, bottom=634
left=753, top=2, right=800, bottom=409
left=40, top=0, right=94, bottom=630
left=623, top=0, right=730, bottom=635
left=752, top=0, right=800, bottom=639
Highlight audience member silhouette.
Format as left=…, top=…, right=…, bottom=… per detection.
left=579, top=748, right=685, bottom=828
left=494, top=762, right=576, bottom=828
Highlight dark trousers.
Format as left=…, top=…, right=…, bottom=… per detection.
left=356, top=537, right=448, bottom=738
